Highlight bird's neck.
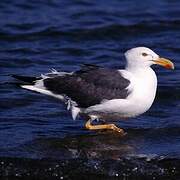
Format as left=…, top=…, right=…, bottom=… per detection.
left=125, top=65, right=154, bottom=76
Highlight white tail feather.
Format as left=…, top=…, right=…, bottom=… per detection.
left=21, top=85, right=64, bottom=100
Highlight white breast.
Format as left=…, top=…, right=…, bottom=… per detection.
left=124, top=67, right=157, bottom=117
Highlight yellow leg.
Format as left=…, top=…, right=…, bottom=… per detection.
left=85, top=119, right=126, bottom=135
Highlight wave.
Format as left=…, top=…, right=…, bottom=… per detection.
left=0, top=20, right=180, bottom=41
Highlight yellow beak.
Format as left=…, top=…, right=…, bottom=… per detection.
left=153, top=58, right=174, bottom=69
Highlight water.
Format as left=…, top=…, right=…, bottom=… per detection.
left=0, top=0, right=180, bottom=179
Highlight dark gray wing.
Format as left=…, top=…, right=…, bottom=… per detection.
left=43, top=65, right=131, bottom=108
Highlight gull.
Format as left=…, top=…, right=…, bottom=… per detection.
left=12, top=47, right=174, bottom=135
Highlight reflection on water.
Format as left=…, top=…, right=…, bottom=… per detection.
left=24, top=134, right=135, bottom=160
left=2, top=125, right=180, bottom=161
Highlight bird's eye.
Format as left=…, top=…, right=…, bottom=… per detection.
left=142, top=52, right=148, bottom=56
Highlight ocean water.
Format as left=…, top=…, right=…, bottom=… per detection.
left=0, top=0, right=180, bottom=179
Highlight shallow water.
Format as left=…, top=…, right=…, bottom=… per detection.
left=0, top=0, right=180, bottom=179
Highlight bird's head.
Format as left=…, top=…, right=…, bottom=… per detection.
left=125, top=47, right=174, bottom=70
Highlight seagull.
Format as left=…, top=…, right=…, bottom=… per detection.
left=12, top=47, right=174, bottom=135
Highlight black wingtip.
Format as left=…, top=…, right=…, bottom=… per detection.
left=11, top=74, right=39, bottom=84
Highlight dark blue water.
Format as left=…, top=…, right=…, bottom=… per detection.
left=0, top=0, right=180, bottom=179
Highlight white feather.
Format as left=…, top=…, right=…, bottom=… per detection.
left=21, top=85, right=64, bottom=100
left=71, top=106, right=81, bottom=120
